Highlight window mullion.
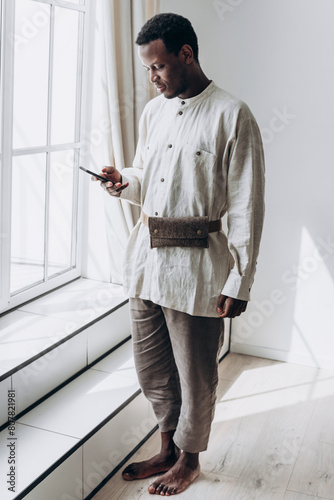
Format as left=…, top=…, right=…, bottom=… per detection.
left=43, top=2, right=56, bottom=284
left=12, top=142, right=81, bottom=157
left=71, top=149, right=79, bottom=268
left=0, top=0, right=15, bottom=309
left=70, top=11, right=85, bottom=269
left=75, top=11, right=84, bottom=143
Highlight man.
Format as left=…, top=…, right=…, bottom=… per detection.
left=98, top=13, right=265, bottom=496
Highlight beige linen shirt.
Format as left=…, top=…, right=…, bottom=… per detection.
left=120, top=81, right=265, bottom=317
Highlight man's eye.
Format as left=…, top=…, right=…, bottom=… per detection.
left=144, top=65, right=164, bottom=72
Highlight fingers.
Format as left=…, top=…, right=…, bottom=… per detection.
left=218, top=297, right=234, bottom=318
left=101, top=166, right=123, bottom=184
left=115, top=182, right=129, bottom=192
left=102, top=181, right=117, bottom=193
left=217, top=295, right=227, bottom=317
left=217, top=296, right=248, bottom=318
left=91, top=174, right=108, bottom=182
left=101, top=166, right=115, bottom=174
left=102, top=181, right=129, bottom=197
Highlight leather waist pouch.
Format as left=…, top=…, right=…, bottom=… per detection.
left=141, top=213, right=221, bottom=248
left=149, top=216, right=209, bottom=248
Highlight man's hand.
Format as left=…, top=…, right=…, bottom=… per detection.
left=93, top=166, right=129, bottom=196
left=217, top=295, right=248, bottom=318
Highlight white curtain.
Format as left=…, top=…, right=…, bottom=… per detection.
left=83, top=0, right=159, bottom=284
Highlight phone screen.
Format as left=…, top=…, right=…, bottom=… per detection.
left=79, top=166, right=108, bottom=182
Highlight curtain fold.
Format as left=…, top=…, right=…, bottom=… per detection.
left=87, top=0, right=159, bottom=284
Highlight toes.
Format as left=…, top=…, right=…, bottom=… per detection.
left=122, top=464, right=136, bottom=480
left=159, top=484, right=177, bottom=496
left=161, top=484, right=169, bottom=496
left=165, top=486, right=177, bottom=496
left=148, top=479, right=180, bottom=496
left=148, top=481, right=161, bottom=494
left=122, top=463, right=135, bottom=474
left=155, top=483, right=164, bottom=495
left=148, top=484, right=155, bottom=494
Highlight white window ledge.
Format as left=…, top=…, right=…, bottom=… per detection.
left=0, top=277, right=129, bottom=381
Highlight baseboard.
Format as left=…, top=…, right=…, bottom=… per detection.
left=230, top=341, right=334, bottom=370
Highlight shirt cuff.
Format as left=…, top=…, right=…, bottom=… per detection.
left=118, top=173, right=141, bottom=206
left=221, top=271, right=253, bottom=301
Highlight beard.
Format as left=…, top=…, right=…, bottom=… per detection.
left=164, top=69, right=188, bottom=99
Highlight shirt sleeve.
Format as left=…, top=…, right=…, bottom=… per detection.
left=222, top=104, right=265, bottom=301
left=119, top=107, right=147, bottom=206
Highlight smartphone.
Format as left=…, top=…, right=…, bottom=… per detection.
left=79, top=166, right=109, bottom=182
left=79, top=165, right=129, bottom=192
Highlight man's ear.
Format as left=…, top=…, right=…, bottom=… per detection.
left=180, top=44, right=194, bottom=64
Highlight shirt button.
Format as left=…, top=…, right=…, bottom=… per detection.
left=155, top=212, right=158, bottom=216
left=178, top=111, right=183, bottom=116
left=181, top=101, right=185, bottom=105
left=168, top=144, right=172, bottom=148
left=196, top=151, right=201, bottom=156
left=161, top=178, right=165, bottom=182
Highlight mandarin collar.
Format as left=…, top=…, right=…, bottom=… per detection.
left=173, top=81, right=216, bottom=108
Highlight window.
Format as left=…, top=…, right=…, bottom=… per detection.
left=0, top=0, right=89, bottom=312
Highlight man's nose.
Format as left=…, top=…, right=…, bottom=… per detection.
left=150, top=71, right=159, bottom=83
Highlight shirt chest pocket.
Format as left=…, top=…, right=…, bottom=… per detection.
left=143, top=142, right=160, bottom=166
left=176, top=144, right=217, bottom=194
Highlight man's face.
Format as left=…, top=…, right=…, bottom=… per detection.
left=139, top=39, right=189, bottom=99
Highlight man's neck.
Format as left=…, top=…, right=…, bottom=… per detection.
left=178, top=69, right=212, bottom=99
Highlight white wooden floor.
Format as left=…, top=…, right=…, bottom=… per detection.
left=93, top=353, right=334, bottom=500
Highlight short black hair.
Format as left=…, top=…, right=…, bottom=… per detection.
left=136, top=13, right=199, bottom=63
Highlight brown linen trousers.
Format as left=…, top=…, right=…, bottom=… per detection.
left=129, top=298, right=224, bottom=453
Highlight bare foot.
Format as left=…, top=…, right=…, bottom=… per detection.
left=148, top=451, right=200, bottom=495
left=122, top=447, right=180, bottom=481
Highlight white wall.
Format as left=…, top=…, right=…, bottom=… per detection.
left=160, top=0, right=334, bottom=368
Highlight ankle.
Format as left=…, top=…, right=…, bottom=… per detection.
left=160, top=430, right=178, bottom=455
left=160, top=441, right=179, bottom=458
left=181, top=451, right=200, bottom=469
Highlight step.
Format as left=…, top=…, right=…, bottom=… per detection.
left=0, top=278, right=131, bottom=426
left=0, top=339, right=157, bottom=500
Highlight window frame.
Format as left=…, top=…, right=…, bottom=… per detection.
left=0, top=0, right=91, bottom=313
